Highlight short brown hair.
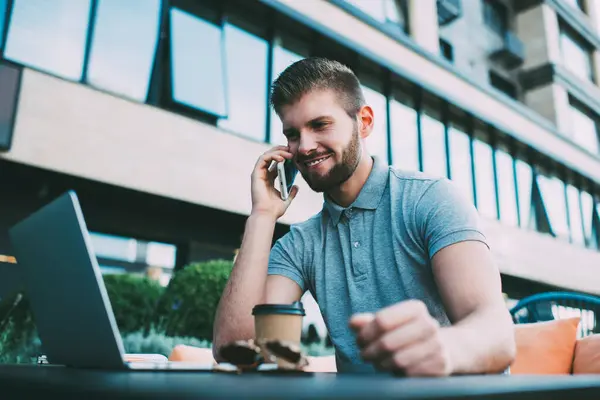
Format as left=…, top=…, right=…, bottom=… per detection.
left=270, top=57, right=365, bottom=118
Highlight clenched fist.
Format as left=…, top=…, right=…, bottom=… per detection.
left=350, top=300, right=453, bottom=377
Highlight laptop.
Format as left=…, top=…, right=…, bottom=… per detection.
left=8, top=190, right=219, bottom=371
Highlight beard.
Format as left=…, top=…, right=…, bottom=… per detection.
left=299, top=124, right=361, bottom=193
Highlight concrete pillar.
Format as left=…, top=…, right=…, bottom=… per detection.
left=524, top=83, right=571, bottom=135
left=516, top=4, right=561, bottom=69
left=408, top=0, right=440, bottom=54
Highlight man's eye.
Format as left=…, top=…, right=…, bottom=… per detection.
left=314, top=122, right=328, bottom=130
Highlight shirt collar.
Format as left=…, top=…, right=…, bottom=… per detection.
left=323, top=157, right=389, bottom=226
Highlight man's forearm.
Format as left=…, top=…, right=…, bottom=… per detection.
left=212, top=212, right=277, bottom=357
left=441, top=306, right=516, bottom=375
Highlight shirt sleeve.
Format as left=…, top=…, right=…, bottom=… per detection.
left=268, top=227, right=308, bottom=293
left=415, top=178, right=489, bottom=259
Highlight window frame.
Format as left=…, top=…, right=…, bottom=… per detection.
left=3, top=0, right=94, bottom=81
left=472, top=124, right=499, bottom=220
left=167, top=3, right=229, bottom=120
left=559, top=24, right=594, bottom=82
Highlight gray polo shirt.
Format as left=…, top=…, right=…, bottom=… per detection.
left=268, top=157, right=488, bottom=373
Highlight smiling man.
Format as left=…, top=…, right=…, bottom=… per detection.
left=213, top=57, right=515, bottom=375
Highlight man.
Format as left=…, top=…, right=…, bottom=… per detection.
left=213, top=57, right=515, bottom=375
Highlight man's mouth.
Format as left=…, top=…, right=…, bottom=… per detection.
left=303, top=154, right=332, bottom=168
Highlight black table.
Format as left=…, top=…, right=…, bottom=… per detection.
left=1, top=364, right=599, bottom=399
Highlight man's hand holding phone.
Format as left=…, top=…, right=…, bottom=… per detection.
left=251, top=146, right=299, bottom=220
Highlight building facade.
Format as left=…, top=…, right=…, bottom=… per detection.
left=1, top=0, right=600, bottom=308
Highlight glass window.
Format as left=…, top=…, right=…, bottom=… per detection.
left=567, top=185, right=585, bottom=245
left=439, top=39, right=453, bottom=63
left=537, top=174, right=570, bottom=240
left=515, top=159, right=533, bottom=228
left=90, top=232, right=137, bottom=263
left=170, top=7, right=226, bottom=117
left=344, top=0, right=406, bottom=30
left=496, top=149, right=518, bottom=226
left=421, top=112, right=447, bottom=178
left=4, top=0, right=91, bottom=80
left=146, top=241, right=176, bottom=269
left=0, top=0, right=7, bottom=50
left=362, top=85, right=389, bottom=164
left=473, top=139, right=497, bottom=219
left=270, top=45, right=304, bottom=145
left=483, top=0, right=507, bottom=35
left=390, top=97, right=419, bottom=171
left=448, top=125, right=474, bottom=204
left=217, top=23, right=268, bottom=141
left=581, top=190, right=594, bottom=245
left=568, top=103, right=600, bottom=154
left=87, top=0, right=160, bottom=101
left=560, top=30, right=593, bottom=81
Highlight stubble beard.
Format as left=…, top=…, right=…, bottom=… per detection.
left=302, top=124, right=362, bottom=193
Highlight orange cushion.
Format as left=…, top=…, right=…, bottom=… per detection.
left=511, top=317, right=580, bottom=375
left=168, top=345, right=216, bottom=363
left=573, top=334, right=600, bottom=374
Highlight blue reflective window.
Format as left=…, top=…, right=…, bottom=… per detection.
left=217, top=23, right=268, bottom=141
left=362, top=85, right=389, bottom=164
left=537, top=174, right=570, bottom=240
left=421, top=112, right=447, bottom=178
left=170, top=7, right=226, bottom=116
left=270, top=46, right=304, bottom=145
left=567, top=184, right=585, bottom=245
left=473, top=139, right=497, bottom=219
left=581, top=190, right=594, bottom=245
left=496, top=149, right=518, bottom=226
left=390, top=97, right=419, bottom=171
left=87, top=0, right=161, bottom=101
left=5, top=0, right=91, bottom=80
left=449, top=125, right=474, bottom=204
left=0, top=0, right=7, bottom=50
left=515, top=159, right=533, bottom=228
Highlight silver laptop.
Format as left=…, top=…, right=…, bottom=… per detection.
left=8, top=191, right=216, bottom=371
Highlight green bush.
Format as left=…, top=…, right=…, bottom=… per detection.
left=103, top=274, right=165, bottom=334
left=0, top=291, right=41, bottom=364
left=155, top=260, right=232, bottom=341
left=122, top=327, right=211, bottom=357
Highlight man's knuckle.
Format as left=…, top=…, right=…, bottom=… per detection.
left=374, top=313, right=389, bottom=331
left=414, top=300, right=428, bottom=314
left=424, top=317, right=439, bottom=333
left=393, top=352, right=408, bottom=369
left=379, top=338, right=395, bottom=353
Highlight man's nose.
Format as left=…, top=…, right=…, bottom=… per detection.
left=298, top=133, right=318, bottom=154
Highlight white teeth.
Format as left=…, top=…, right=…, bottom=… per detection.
left=306, top=156, right=330, bottom=167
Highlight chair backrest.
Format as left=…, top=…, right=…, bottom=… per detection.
left=510, top=292, right=600, bottom=338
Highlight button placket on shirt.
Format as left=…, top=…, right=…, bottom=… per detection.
left=346, top=208, right=366, bottom=278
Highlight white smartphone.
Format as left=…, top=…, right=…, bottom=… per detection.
left=276, top=159, right=298, bottom=201
left=277, top=161, right=290, bottom=201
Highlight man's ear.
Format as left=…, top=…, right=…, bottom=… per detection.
left=357, top=105, right=374, bottom=139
